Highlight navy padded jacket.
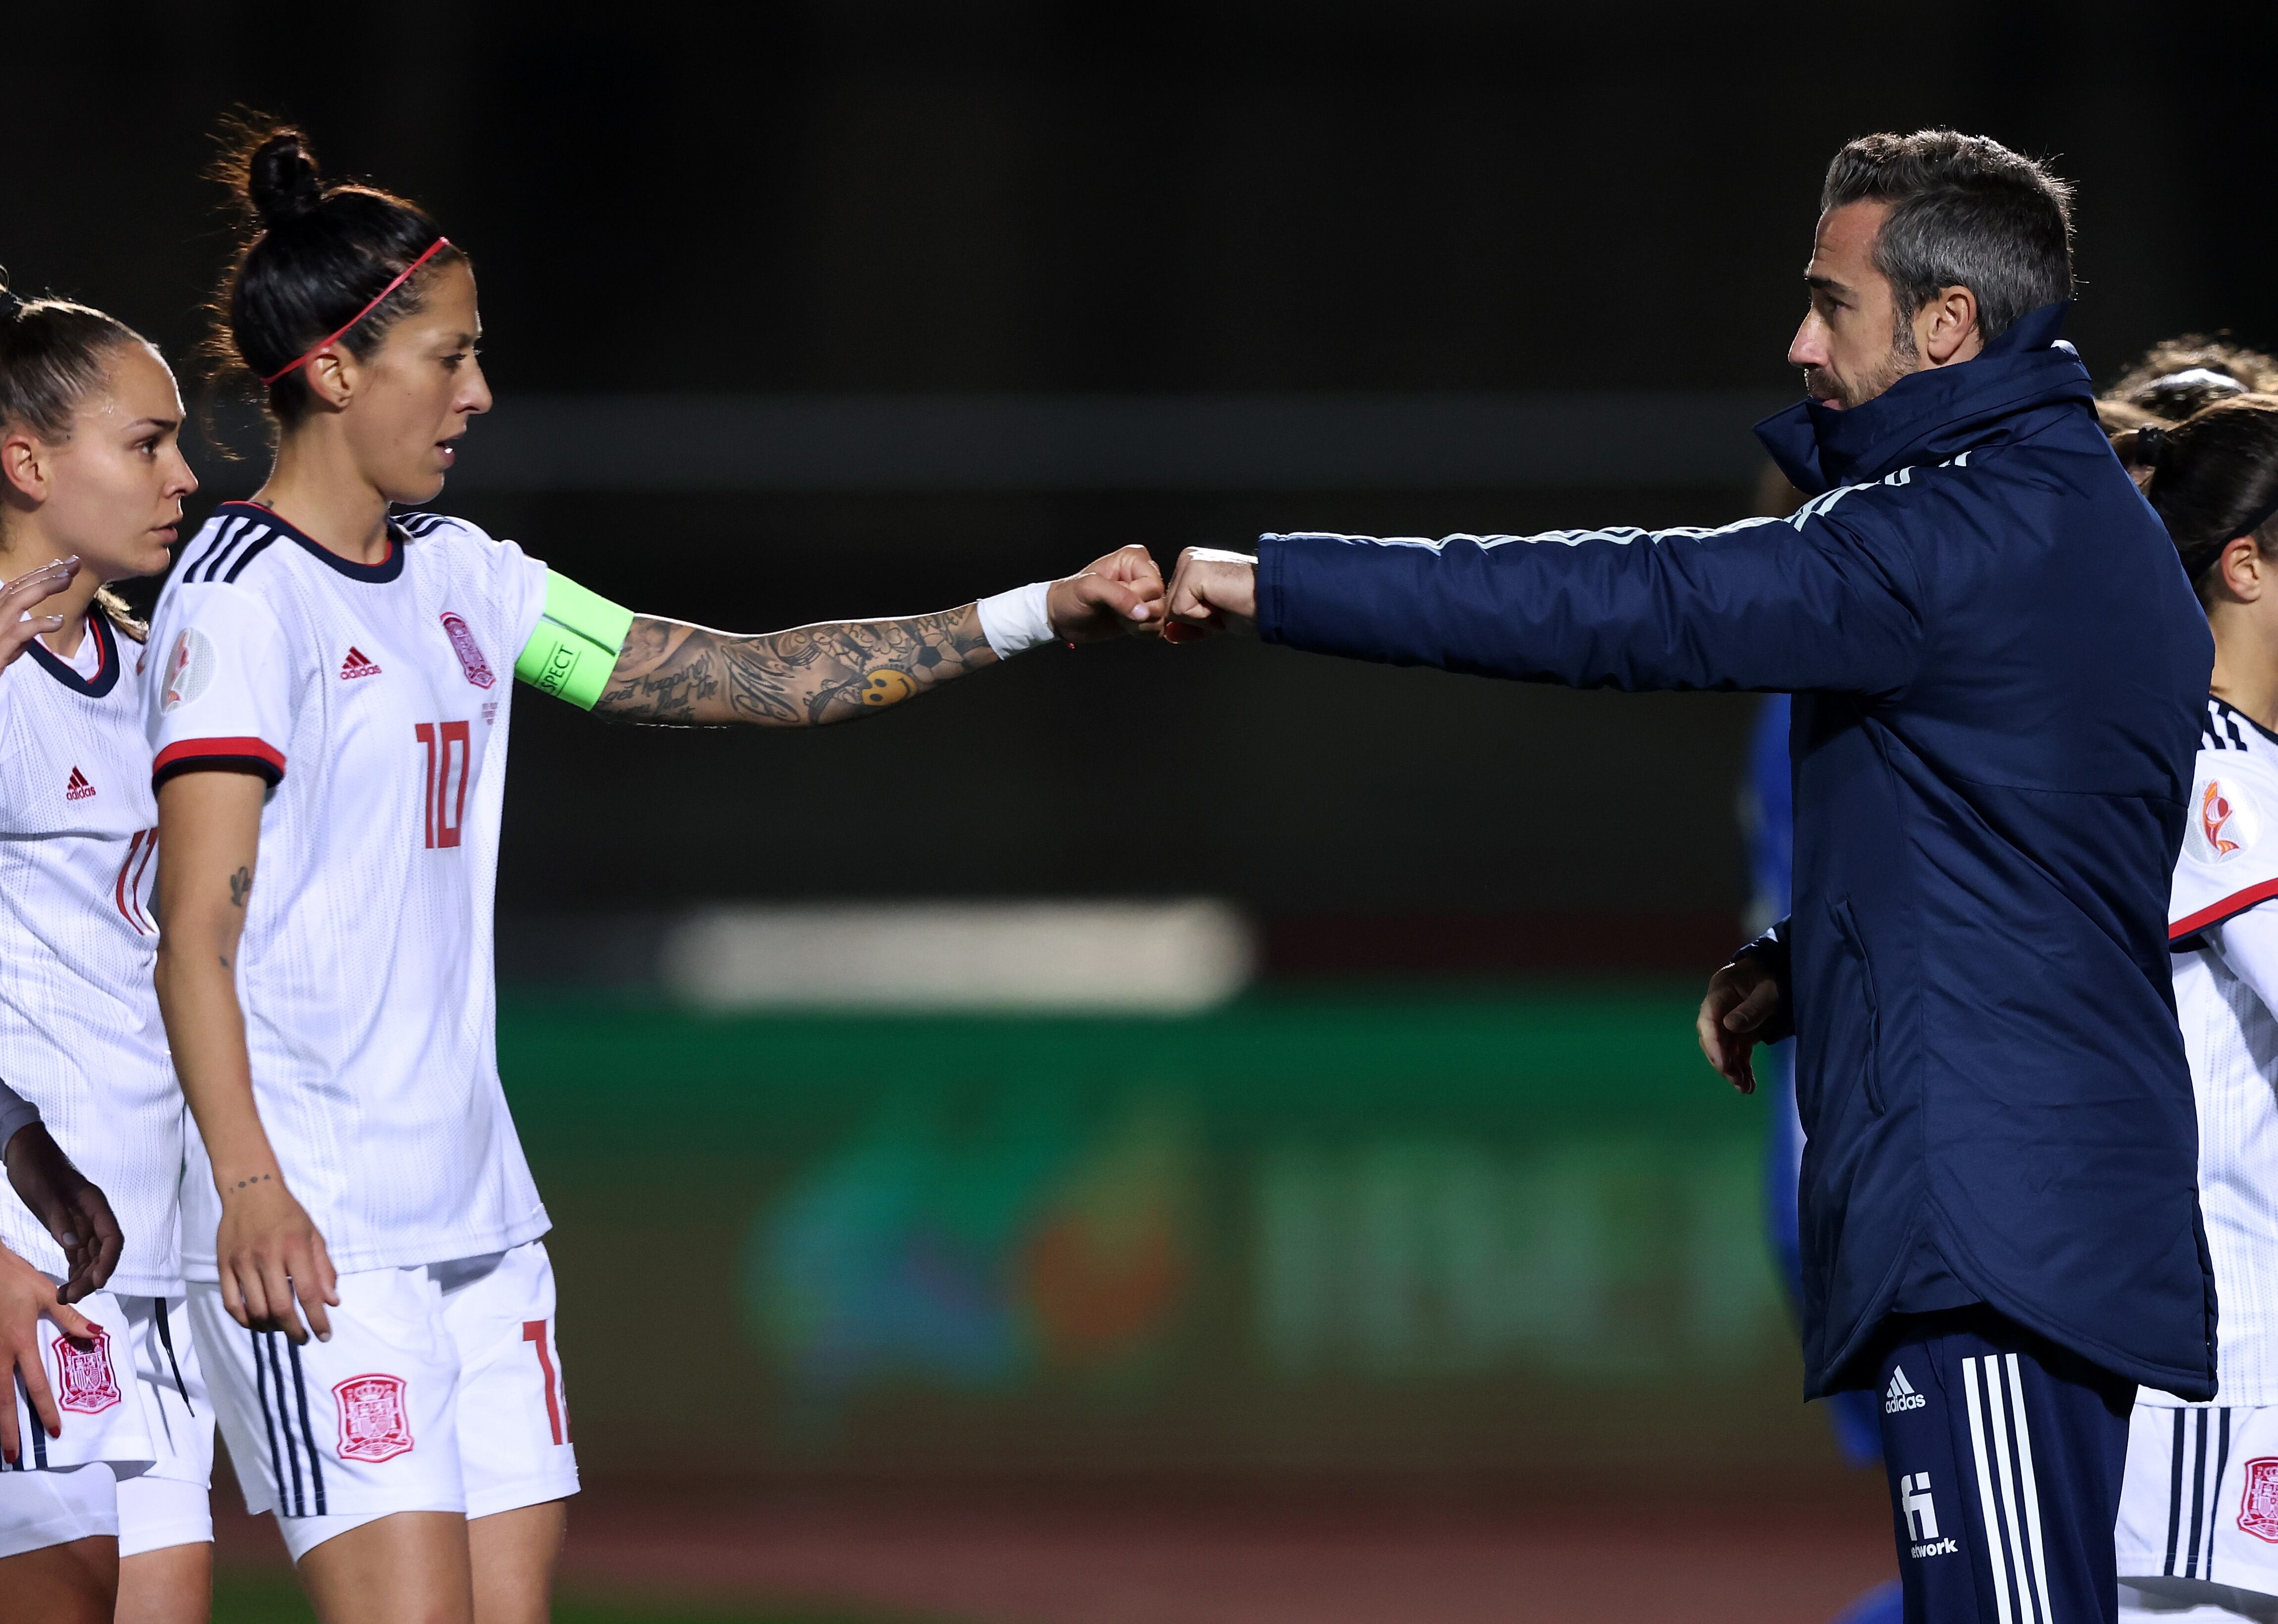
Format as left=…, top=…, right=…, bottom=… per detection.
left=1254, top=305, right=2218, bottom=1399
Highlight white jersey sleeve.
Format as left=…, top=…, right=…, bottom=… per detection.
left=496, top=537, right=550, bottom=658
left=2172, top=747, right=2278, bottom=943
left=147, top=583, right=296, bottom=786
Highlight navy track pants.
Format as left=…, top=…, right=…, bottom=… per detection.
left=1871, top=1309, right=2135, bottom=1624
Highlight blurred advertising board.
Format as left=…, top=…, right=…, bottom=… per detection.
left=502, top=988, right=1837, bottom=1483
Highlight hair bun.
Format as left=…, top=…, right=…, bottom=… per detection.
left=246, top=130, right=323, bottom=228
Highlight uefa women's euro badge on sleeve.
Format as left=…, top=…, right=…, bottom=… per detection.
left=514, top=573, right=635, bottom=710
left=2171, top=747, right=2278, bottom=947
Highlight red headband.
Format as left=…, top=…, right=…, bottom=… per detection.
left=258, top=237, right=454, bottom=388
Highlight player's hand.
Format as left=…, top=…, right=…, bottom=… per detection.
left=0, top=1240, right=95, bottom=1466
left=1697, top=958, right=1782, bottom=1094
left=3, top=1123, right=122, bottom=1303
left=1162, top=547, right=1258, bottom=642
left=0, top=556, right=79, bottom=671
left=1045, top=545, right=1165, bottom=642
left=216, top=1174, right=339, bottom=1344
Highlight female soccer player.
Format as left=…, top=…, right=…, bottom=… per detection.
left=152, top=125, right=1162, bottom=1624
left=2111, top=396, right=2278, bottom=1620
left=0, top=289, right=215, bottom=1623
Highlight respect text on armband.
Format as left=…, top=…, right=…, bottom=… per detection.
left=534, top=640, right=581, bottom=696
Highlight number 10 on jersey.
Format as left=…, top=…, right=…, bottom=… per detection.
left=415, top=721, right=471, bottom=850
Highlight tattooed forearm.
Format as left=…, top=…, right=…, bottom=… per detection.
left=593, top=608, right=999, bottom=728
left=228, top=866, right=253, bottom=908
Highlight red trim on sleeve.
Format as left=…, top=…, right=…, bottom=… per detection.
left=2172, top=877, right=2278, bottom=941
left=152, top=737, right=286, bottom=788
left=154, top=737, right=284, bottom=774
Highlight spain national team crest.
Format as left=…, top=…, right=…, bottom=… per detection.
left=2243, top=1459, right=2278, bottom=1543
left=333, top=1374, right=414, bottom=1463
left=440, top=613, right=496, bottom=689
left=52, top=1325, right=122, bottom=1415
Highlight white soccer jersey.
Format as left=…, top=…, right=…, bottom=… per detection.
left=0, top=613, right=181, bottom=1296
left=2160, top=696, right=2278, bottom=1407
left=145, top=502, right=553, bottom=1279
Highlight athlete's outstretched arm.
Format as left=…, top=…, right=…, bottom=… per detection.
left=589, top=544, right=1163, bottom=727
left=153, top=770, right=337, bottom=1344
left=594, top=605, right=995, bottom=727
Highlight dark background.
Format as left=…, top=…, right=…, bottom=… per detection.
left=15, top=0, right=2278, bottom=960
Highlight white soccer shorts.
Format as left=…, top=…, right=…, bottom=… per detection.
left=2118, top=1399, right=2278, bottom=1611
left=0, top=1464, right=115, bottom=1559
left=0, top=1288, right=155, bottom=1558
left=191, top=1240, right=576, bottom=1562
left=114, top=1293, right=214, bottom=1558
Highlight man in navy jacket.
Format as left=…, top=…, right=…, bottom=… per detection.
left=1164, top=131, right=2216, bottom=1624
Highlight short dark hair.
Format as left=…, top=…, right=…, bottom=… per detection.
left=203, top=117, right=466, bottom=427
left=1821, top=131, right=2074, bottom=346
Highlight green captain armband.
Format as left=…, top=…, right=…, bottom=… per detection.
left=515, top=572, right=636, bottom=710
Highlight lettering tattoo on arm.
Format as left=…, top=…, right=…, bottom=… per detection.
left=593, top=609, right=998, bottom=728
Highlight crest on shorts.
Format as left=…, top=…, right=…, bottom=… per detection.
left=52, top=1325, right=122, bottom=1414
left=333, top=1373, right=414, bottom=1463
left=2241, top=1457, right=2278, bottom=1543
left=440, top=613, right=496, bottom=689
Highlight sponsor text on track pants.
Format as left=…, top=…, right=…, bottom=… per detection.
left=1872, top=1308, right=2134, bottom=1624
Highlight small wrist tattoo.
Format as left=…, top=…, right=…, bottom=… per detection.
left=228, top=1173, right=274, bottom=1193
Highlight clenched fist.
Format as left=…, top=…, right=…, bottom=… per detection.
left=1046, top=544, right=1168, bottom=642
left=1162, top=547, right=1258, bottom=642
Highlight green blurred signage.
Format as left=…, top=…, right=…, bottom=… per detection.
left=502, top=989, right=1835, bottom=1482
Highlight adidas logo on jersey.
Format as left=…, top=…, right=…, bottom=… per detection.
left=1885, top=1366, right=1926, bottom=1414
left=340, top=647, right=382, bottom=681
left=63, top=767, right=95, bottom=802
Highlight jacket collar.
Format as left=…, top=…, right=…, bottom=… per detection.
left=1754, top=301, right=2098, bottom=494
